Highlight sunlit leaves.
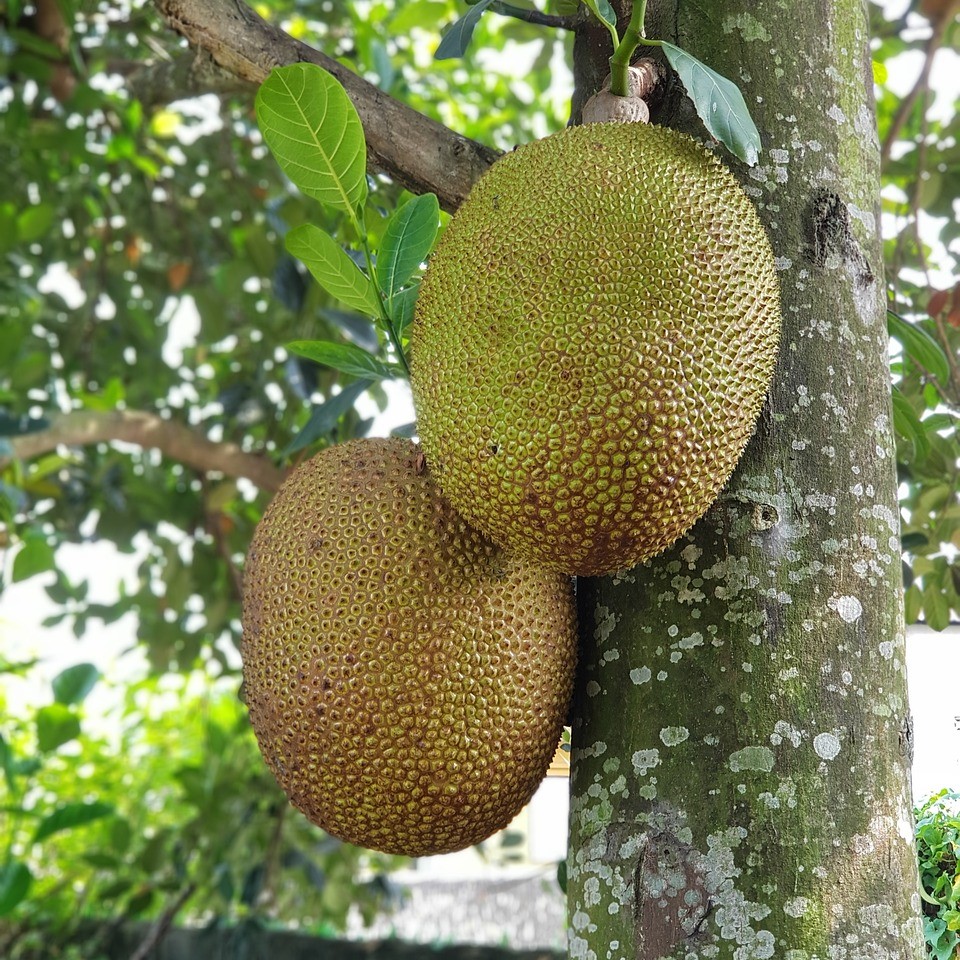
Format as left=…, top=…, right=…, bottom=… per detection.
left=33, top=801, right=115, bottom=843
left=52, top=663, right=100, bottom=706
left=916, top=789, right=960, bottom=959
left=288, top=340, right=401, bottom=381
left=35, top=704, right=81, bottom=753
left=285, top=224, right=381, bottom=316
left=12, top=531, right=55, bottom=583
left=378, top=194, right=439, bottom=308
left=0, top=861, right=32, bottom=916
left=256, top=64, right=368, bottom=223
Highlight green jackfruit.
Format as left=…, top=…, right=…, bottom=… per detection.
left=411, top=122, right=780, bottom=576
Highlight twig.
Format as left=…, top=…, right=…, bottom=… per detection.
left=931, top=310, right=960, bottom=404
left=259, top=802, right=288, bottom=910
left=489, top=2, right=577, bottom=29
left=128, top=882, right=197, bottom=960
left=880, top=0, right=960, bottom=166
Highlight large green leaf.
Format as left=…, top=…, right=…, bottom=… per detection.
left=33, top=800, right=115, bottom=843
left=285, top=224, right=380, bottom=316
left=288, top=340, right=401, bottom=381
left=891, top=386, right=930, bottom=461
left=52, top=663, right=100, bottom=706
left=660, top=42, right=761, bottom=165
left=0, top=861, right=32, bottom=916
left=378, top=194, right=439, bottom=307
left=256, top=64, right=368, bottom=219
left=887, top=310, right=951, bottom=384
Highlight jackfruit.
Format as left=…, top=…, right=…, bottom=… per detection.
left=410, top=122, right=780, bottom=576
left=241, top=437, right=577, bottom=857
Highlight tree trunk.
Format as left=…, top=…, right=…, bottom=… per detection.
left=566, top=1, right=925, bottom=957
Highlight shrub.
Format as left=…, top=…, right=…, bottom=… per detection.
left=916, top=789, right=960, bottom=960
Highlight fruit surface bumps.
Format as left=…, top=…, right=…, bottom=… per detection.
left=410, top=122, right=781, bottom=576
left=241, top=437, right=576, bottom=857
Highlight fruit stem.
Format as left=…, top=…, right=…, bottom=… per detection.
left=609, top=0, right=661, bottom=97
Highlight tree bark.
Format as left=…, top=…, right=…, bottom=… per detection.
left=566, top=1, right=924, bottom=958
left=150, top=0, right=500, bottom=212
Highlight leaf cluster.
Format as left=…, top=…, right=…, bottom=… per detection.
left=0, top=662, right=402, bottom=958
left=873, top=0, right=960, bottom=631
left=916, top=790, right=960, bottom=960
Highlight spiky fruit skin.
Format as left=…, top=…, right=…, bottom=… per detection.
left=241, top=438, right=576, bottom=857
left=410, top=123, right=781, bottom=577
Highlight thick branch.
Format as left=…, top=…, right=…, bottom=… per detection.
left=2, top=410, right=285, bottom=493
left=151, top=0, right=501, bottom=212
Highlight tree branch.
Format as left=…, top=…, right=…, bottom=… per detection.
left=129, top=882, right=197, bottom=960
left=150, top=0, right=501, bottom=212
left=2, top=410, right=285, bottom=493
left=490, top=2, right=578, bottom=29
left=879, top=0, right=960, bottom=166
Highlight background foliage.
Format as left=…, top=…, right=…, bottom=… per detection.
left=1, top=0, right=958, bottom=957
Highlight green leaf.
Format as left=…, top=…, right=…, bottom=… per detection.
left=36, top=704, right=81, bottom=753
left=887, top=310, right=951, bottom=384
left=285, top=224, right=380, bottom=315
left=12, top=531, right=55, bottom=583
left=0, top=733, right=15, bottom=793
left=283, top=379, right=373, bottom=457
left=583, top=0, right=618, bottom=31
left=435, top=0, right=499, bottom=60
left=16, top=203, right=55, bottom=243
left=378, top=194, right=439, bottom=307
left=255, top=64, right=367, bottom=219
left=924, top=581, right=951, bottom=632
left=52, top=663, right=100, bottom=706
left=288, top=340, right=400, bottom=381
left=904, top=583, right=923, bottom=623
left=0, top=861, right=32, bottom=916
left=891, top=386, right=930, bottom=461
left=33, top=800, right=114, bottom=843
left=660, top=42, right=761, bottom=165
left=390, top=281, right=421, bottom=338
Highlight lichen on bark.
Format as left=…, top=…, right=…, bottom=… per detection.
left=566, top=1, right=925, bottom=958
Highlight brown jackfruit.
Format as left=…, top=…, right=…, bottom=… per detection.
left=241, top=437, right=576, bottom=856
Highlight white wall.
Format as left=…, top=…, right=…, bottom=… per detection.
left=906, top=625, right=960, bottom=805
